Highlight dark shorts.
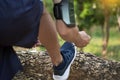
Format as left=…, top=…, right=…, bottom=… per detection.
left=0, top=0, right=43, bottom=48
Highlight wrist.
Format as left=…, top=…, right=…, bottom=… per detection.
left=53, top=0, right=76, bottom=27
left=74, top=29, right=82, bottom=47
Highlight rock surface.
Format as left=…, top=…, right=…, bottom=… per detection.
left=13, top=48, right=120, bottom=80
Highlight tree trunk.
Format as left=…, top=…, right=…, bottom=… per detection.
left=117, top=8, right=120, bottom=31
left=102, top=9, right=110, bottom=57
left=13, top=50, right=120, bottom=80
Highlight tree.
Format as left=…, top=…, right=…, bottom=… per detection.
left=74, top=0, right=96, bottom=30
left=98, top=0, right=120, bottom=56
left=117, top=4, right=120, bottom=31
left=75, top=0, right=120, bottom=56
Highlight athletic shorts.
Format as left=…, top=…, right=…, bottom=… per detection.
left=0, top=0, right=43, bottom=48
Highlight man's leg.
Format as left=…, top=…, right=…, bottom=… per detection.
left=38, top=7, right=76, bottom=80
left=38, top=7, right=63, bottom=66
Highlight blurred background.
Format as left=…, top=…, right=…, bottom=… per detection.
left=40, top=0, right=120, bottom=61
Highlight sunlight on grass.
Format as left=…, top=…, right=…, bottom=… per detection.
left=83, top=27, right=120, bottom=61
left=83, top=38, right=102, bottom=56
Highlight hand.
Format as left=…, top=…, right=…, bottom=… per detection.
left=56, top=20, right=91, bottom=48
left=75, top=31, right=91, bottom=48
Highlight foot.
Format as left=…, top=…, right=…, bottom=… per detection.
left=53, top=42, right=77, bottom=80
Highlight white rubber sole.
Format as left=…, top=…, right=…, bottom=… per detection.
left=53, top=46, right=77, bottom=80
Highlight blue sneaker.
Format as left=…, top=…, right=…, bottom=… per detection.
left=53, top=42, right=77, bottom=80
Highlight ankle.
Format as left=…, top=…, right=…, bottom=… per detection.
left=52, top=56, right=63, bottom=66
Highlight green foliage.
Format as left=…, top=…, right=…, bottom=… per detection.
left=43, top=0, right=53, bottom=16
left=74, top=0, right=120, bottom=31
left=109, top=13, right=118, bottom=27
left=84, top=27, right=120, bottom=61
left=80, top=2, right=93, bottom=19
left=43, top=0, right=119, bottom=30
left=74, top=0, right=105, bottom=30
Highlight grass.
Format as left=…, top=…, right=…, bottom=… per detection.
left=84, top=26, right=120, bottom=61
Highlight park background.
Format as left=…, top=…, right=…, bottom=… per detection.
left=41, top=0, right=120, bottom=61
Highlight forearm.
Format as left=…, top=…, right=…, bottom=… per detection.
left=52, top=0, right=91, bottom=47
left=56, top=20, right=79, bottom=43
left=56, top=20, right=91, bottom=48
